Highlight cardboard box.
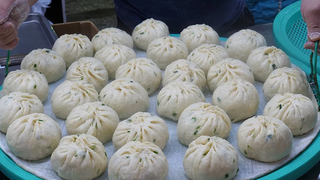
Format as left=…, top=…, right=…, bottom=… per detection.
left=52, top=21, right=99, bottom=40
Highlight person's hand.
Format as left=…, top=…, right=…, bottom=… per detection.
left=301, top=0, right=320, bottom=53
left=0, top=0, right=31, bottom=50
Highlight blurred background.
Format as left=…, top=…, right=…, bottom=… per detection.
left=46, top=0, right=117, bottom=30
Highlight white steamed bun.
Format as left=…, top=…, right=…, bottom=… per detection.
left=132, top=18, right=169, bottom=50
left=180, top=24, right=220, bottom=52
left=2, top=69, right=49, bottom=102
left=225, top=29, right=267, bottom=62
left=21, top=48, right=66, bottom=83
left=177, top=102, right=231, bottom=146
left=52, top=34, right=94, bottom=67
left=146, top=36, right=188, bottom=69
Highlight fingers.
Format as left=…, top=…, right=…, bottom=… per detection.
left=304, top=41, right=320, bottom=54
left=308, top=32, right=320, bottom=42
left=0, top=0, right=29, bottom=50
left=307, top=26, right=320, bottom=42
left=0, top=20, right=15, bottom=34
left=0, top=37, right=18, bottom=50
left=301, top=0, right=320, bottom=42
left=0, top=21, right=18, bottom=50
left=0, top=28, right=18, bottom=46
left=10, top=0, right=30, bottom=28
left=0, top=0, right=17, bottom=24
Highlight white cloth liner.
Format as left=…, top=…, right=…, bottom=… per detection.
left=0, top=47, right=319, bottom=180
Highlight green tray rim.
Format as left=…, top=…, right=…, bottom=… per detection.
left=0, top=37, right=320, bottom=180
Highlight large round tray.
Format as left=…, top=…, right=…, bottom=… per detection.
left=0, top=40, right=319, bottom=180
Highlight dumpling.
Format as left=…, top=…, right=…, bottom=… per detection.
left=187, top=43, right=230, bottom=75
left=225, top=29, right=267, bottom=62
left=146, top=36, right=188, bottom=69
left=66, top=57, right=109, bottom=92
left=157, top=81, right=205, bottom=121
left=183, top=136, right=239, bottom=180
left=132, top=18, right=169, bottom=50
left=263, top=93, right=317, bottom=136
left=66, top=101, right=119, bottom=144
left=246, top=46, right=291, bottom=82
left=207, top=58, right=254, bottom=92
left=20, top=48, right=66, bottom=83
left=163, top=59, right=206, bottom=91
left=263, top=67, right=311, bottom=101
left=99, top=78, right=149, bottom=119
left=51, top=80, right=99, bottom=119
left=112, top=112, right=169, bottom=150
left=237, top=116, right=293, bottom=162
left=2, top=69, right=49, bottom=102
left=0, top=92, right=43, bottom=133
left=52, top=34, right=94, bottom=67
left=108, top=141, right=168, bottom=180
left=51, top=134, right=108, bottom=180
left=91, top=27, right=133, bottom=52
left=212, top=79, right=259, bottom=122
left=115, top=58, right=162, bottom=95
left=180, top=24, right=220, bottom=52
left=94, top=44, right=136, bottom=79
left=6, top=113, right=61, bottom=160
left=177, top=102, right=231, bottom=146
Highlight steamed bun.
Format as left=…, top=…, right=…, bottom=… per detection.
left=0, top=92, right=43, bottom=133
left=263, top=93, right=317, bottom=136
left=180, top=24, right=220, bottom=52
left=2, top=69, right=49, bottom=102
left=92, top=27, right=133, bottom=52
left=184, top=136, right=239, bottom=180
left=108, top=141, right=168, bottom=180
left=146, top=36, right=188, bottom=69
left=112, top=112, right=169, bottom=150
left=132, top=18, right=169, bottom=50
left=94, top=44, right=136, bottom=79
left=246, top=46, right=291, bottom=82
left=207, top=58, right=254, bottom=92
left=177, top=102, right=231, bottom=146
left=21, top=48, right=66, bottom=83
left=66, top=101, right=119, bottom=143
left=237, top=116, right=293, bottom=162
left=212, top=79, right=259, bottom=122
left=6, top=113, right=61, bottom=160
left=52, top=34, right=94, bottom=67
left=99, top=78, right=149, bottom=119
left=51, top=80, right=99, bottom=119
left=163, top=59, right=206, bottom=91
left=66, top=57, right=109, bottom=92
left=157, top=81, right=205, bottom=121
left=187, top=44, right=230, bottom=75
left=51, top=134, right=108, bottom=180
left=115, top=58, right=162, bottom=95
left=225, top=29, right=267, bottom=62
left=263, top=67, right=311, bottom=101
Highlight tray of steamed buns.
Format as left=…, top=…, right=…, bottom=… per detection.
left=0, top=18, right=319, bottom=180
